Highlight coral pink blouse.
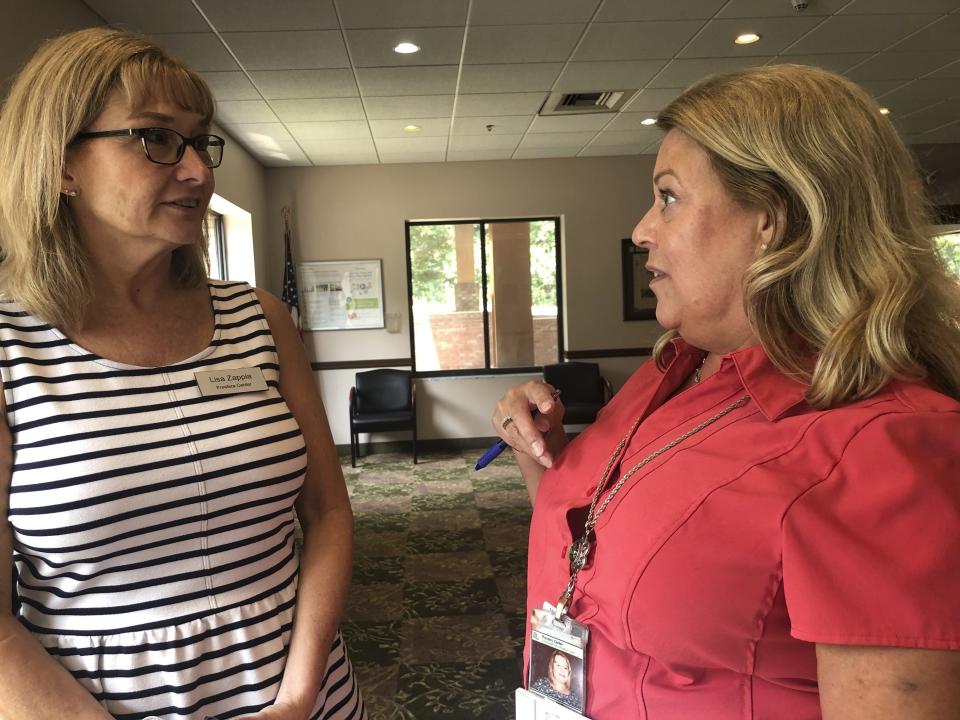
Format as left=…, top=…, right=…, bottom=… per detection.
left=525, top=340, right=960, bottom=719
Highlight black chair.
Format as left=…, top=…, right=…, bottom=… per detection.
left=349, top=369, right=417, bottom=467
left=543, top=361, right=613, bottom=426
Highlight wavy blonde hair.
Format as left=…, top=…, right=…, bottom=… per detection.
left=653, top=64, right=960, bottom=407
left=0, top=27, right=213, bottom=330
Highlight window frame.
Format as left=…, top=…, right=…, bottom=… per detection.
left=404, top=216, right=564, bottom=378
left=206, top=209, right=228, bottom=280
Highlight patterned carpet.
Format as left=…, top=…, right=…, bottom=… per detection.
left=340, top=449, right=531, bottom=720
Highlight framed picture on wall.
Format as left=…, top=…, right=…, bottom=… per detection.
left=298, top=259, right=385, bottom=330
left=621, top=238, right=657, bottom=321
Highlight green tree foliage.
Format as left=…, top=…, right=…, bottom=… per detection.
left=934, top=233, right=960, bottom=279
left=410, top=224, right=456, bottom=304
left=530, top=220, right=557, bottom=309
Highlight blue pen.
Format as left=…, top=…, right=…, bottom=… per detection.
left=474, top=389, right=561, bottom=471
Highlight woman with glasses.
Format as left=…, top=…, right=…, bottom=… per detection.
left=0, top=28, right=364, bottom=720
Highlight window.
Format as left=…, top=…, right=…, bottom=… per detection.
left=406, top=218, right=562, bottom=374
left=205, top=209, right=227, bottom=280
left=934, top=227, right=960, bottom=280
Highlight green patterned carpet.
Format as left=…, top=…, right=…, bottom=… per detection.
left=341, top=449, right=530, bottom=719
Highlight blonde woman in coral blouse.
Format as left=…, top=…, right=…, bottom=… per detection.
left=493, top=64, right=960, bottom=720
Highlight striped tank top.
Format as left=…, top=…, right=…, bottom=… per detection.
left=3, top=280, right=365, bottom=720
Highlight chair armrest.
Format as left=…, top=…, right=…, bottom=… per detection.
left=349, top=386, right=357, bottom=416
left=410, top=381, right=416, bottom=411
left=601, top=376, right=613, bottom=404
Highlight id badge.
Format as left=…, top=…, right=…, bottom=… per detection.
left=519, top=601, right=590, bottom=717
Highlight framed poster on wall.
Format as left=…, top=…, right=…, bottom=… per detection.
left=298, top=259, right=385, bottom=330
left=621, top=238, right=657, bottom=321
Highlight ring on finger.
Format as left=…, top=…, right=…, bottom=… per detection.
left=500, top=415, right=514, bottom=431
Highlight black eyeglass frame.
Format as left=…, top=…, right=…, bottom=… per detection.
left=71, top=127, right=226, bottom=168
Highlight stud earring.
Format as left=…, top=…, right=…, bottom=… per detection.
left=760, top=243, right=769, bottom=251
left=61, top=189, right=78, bottom=197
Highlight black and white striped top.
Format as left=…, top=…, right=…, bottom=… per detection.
left=4, top=281, right=364, bottom=720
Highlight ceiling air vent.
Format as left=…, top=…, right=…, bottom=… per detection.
left=539, top=89, right=636, bottom=115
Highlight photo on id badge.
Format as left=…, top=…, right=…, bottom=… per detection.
left=529, top=608, right=586, bottom=713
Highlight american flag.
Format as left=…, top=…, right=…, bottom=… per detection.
left=281, top=213, right=302, bottom=337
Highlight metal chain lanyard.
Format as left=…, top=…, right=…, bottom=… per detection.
left=555, top=394, right=751, bottom=618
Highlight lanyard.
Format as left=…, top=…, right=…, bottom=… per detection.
left=555, top=394, right=751, bottom=619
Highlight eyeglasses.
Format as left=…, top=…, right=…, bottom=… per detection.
left=72, top=127, right=225, bottom=168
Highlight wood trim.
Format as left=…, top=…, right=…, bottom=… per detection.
left=311, top=358, right=413, bottom=371
left=563, top=347, right=653, bottom=359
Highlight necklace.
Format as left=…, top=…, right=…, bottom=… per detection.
left=556, top=393, right=750, bottom=617
left=694, top=354, right=707, bottom=383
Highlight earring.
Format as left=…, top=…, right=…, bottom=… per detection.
left=61, top=189, right=78, bottom=197
left=760, top=243, right=769, bottom=251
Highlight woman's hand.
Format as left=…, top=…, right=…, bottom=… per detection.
left=236, top=700, right=308, bottom=720
left=492, top=380, right=567, bottom=469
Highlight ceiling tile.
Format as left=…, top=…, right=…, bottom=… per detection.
left=376, top=136, right=449, bottom=152
left=679, top=16, right=824, bottom=58
left=598, top=0, right=726, bottom=21
left=858, top=79, right=911, bottom=99
left=717, top=0, right=849, bottom=17
left=471, top=0, right=601, bottom=25
left=464, top=24, right=584, bottom=64
left=299, top=138, right=377, bottom=155
left=606, top=114, right=661, bottom=132
left=927, top=60, right=960, bottom=79
left=893, top=100, right=960, bottom=134
left=259, top=149, right=311, bottom=166
left=270, top=98, right=366, bottom=122
left=575, top=21, right=705, bottom=61
left=455, top=92, right=548, bottom=116
left=649, top=57, right=773, bottom=89
left=840, top=0, right=958, bottom=14
left=889, top=13, right=960, bottom=52
left=201, top=71, right=262, bottom=101
left=579, top=143, right=647, bottom=156
left=622, top=88, right=683, bottom=112
left=591, top=129, right=661, bottom=146
left=459, top=64, right=563, bottom=93
left=346, top=27, right=465, bottom=67
left=227, top=122, right=296, bottom=148
left=449, top=134, right=524, bottom=151
left=513, top=146, right=583, bottom=159
left=767, top=54, right=873, bottom=75
left=251, top=69, right=358, bottom=99
left=379, top=150, right=448, bottom=163
left=365, top=95, right=456, bottom=119
left=223, top=31, right=348, bottom=70
left=528, top=114, right=613, bottom=133
left=306, top=152, right=380, bottom=166
left=877, top=77, right=960, bottom=114
left=452, top=115, right=533, bottom=135
left=196, top=0, right=339, bottom=31
left=216, top=100, right=278, bottom=124
left=356, top=66, right=459, bottom=96
left=152, top=34, right=237, bottom=72
left=447, top=149, right=516, bottom=161
left=846, top=51, right=960, bottom=81
left=519, top=132, right=597, bottom=148
left=784, top=14, right=940, bottom=55
left=338, top=0, right=468, bottom=29
left=287, top=121, right=371, bottom=141
left=370, top=118, right=452, bottom=138
left=555, top=60, right=665, bottom=92
left=84, top=0, right=208, bottom=33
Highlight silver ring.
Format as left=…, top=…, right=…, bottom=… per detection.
left=500, top=415, right=514, bottom=431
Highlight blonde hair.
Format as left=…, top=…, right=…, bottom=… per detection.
left=0, top=27, right=213, bottom=330
left=653, top=64, right=960, bottom=407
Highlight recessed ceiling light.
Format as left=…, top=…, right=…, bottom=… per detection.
left=403, top=124, right=421, bottom=132
left=735, top=33, right=761, bottom=45
left=640, top=117, right=657, bottom=126
left=394, top=42, right=420, bottom=54
left=879, top=107, right=891, bottom=115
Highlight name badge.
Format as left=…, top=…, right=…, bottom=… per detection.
left=194, top=367, right=268, bottom=396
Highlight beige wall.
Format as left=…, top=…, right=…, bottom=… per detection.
left=265, top=156, right=666, bottom=443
